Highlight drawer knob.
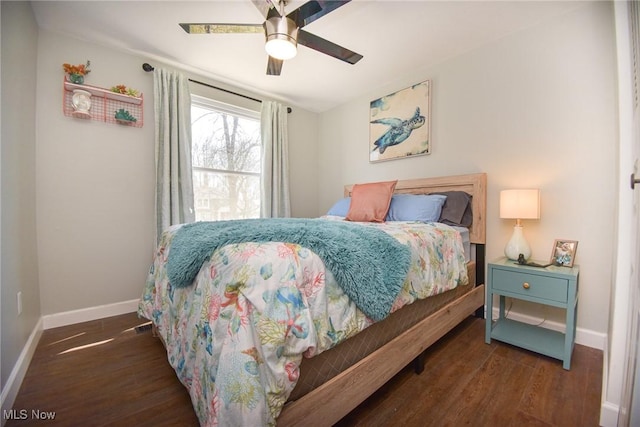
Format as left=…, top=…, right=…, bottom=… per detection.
left=523, top=282, right=530, bottom=289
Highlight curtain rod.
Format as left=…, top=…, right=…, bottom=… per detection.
left=142, top=63, right=291, bottom=113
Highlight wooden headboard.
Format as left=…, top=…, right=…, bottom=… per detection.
left=344, top=173, right=487, bottom=244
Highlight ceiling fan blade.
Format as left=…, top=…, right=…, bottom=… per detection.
left=251, top=0, right=281, bottom=18
left=298, top=29, right=363, bottom=64
left=179, top=23, right=264, bottom=34
left=286, top=1, right=322, bottom=28
left=301, top=1, right=351, bottom=27
left=267, top=57, right=283, bottom=75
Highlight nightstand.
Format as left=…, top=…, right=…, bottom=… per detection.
left=485, top=257, right=579, bottom=370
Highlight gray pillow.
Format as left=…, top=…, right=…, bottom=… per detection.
left=434, top=191, right=472, bottom=227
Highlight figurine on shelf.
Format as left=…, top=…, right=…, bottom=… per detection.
left=115, top=108, right=137, bottom=124
left=63, top=60, right=91, bottom=85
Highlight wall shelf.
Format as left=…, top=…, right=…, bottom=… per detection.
left=63, top=80, right=143, bottom=127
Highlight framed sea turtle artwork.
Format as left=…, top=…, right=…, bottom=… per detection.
left=369, top=80, right=431, bottom=162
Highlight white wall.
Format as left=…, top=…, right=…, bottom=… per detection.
left=34, top=31, right=319, bottom=316
left=36, top=32, right=157, bottom=315
left=1, top=0, right=41, bottom=406
left=317, top=1, right=617, bottom=336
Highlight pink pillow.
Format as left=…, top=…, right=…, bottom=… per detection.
left=345, top=180, right=398, bottom=222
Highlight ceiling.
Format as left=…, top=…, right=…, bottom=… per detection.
left=31, top=0, right=586, bottom=113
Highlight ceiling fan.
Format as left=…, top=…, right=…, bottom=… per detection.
left=179, top=0, right=363, bottom=76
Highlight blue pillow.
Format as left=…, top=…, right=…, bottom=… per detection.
left=385, top=194, right=447, bottom=222
left=326, top=197, right=351, bottom=216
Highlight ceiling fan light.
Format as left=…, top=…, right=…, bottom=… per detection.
left=264, top=16, right=298, bottom=60
left=265, top=38, right=297, bottom=60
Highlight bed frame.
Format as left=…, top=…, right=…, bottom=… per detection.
left=277, top=173, right=487, bottom=426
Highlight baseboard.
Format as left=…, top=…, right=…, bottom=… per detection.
left=42, top=299, right=139, bottom=330
left=0, top=318, right=43, bottom=426
left=600, top=401, right=619, bottom=427
left=490, top=307, right=606, bottom=350
left=599, top=339, right=619, bottom=427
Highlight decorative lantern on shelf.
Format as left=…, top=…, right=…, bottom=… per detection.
left=71, top=89, right=92, bottom=119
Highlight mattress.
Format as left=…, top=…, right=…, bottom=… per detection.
left=288, top=264, right=473, bottom=402
left=452, top=226, right=471, bottom=262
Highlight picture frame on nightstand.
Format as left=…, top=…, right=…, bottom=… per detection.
left=550, top=239, right=578, bottom=267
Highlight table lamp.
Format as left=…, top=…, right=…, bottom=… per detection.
left=500, top=189, right=540, bottom=260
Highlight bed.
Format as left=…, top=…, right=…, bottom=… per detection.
left=138, top=172, right=486, bottom=426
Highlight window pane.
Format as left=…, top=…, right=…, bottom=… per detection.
left=192, top=169, right=260, bottom=220
left=191, top=105, right=261, bottom=173
left=191, top=99, right=261, bottom=221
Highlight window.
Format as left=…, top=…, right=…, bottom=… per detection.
left=196, top=198, right=210, bottom=209
left=191, top=96, right=261, bottom=221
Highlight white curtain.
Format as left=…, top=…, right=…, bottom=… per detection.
left=260, top=101, right=291, bottom=218
left=153, top=68, right=195, bottom=243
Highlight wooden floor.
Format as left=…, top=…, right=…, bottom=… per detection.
left=6, top=313, right=602, bottom=426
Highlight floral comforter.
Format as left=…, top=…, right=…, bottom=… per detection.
left=137, top=219, right=468, bottom=426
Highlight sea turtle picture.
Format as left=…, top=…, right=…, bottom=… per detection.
left=371, top=107, right=425, bottom=154
left=369, top=81, right=431, bottom=162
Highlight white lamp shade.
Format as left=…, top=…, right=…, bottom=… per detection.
left=500, top=189, right=540, bottom=219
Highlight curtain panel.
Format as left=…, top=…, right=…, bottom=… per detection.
left=260, top=101, right=291, bottom=218
left=153, top=68, right=195, bottom=243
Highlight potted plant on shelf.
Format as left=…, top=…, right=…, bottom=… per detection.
left=63, top=60, right=91, bottom=84
left=110, top=84, right=140, bottom=98
left=114, top=108, right=137, bottom=125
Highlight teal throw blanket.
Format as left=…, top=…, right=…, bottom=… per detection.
left=167, top=218, right=411, bottom=321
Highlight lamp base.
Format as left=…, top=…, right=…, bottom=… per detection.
left=504, top=225, right=531, bottom=261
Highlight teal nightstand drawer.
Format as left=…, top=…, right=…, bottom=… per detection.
left=492, top=269, right=568, bottom=303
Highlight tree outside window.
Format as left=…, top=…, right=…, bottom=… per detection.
left=191, top=96, right=261, bottom=221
